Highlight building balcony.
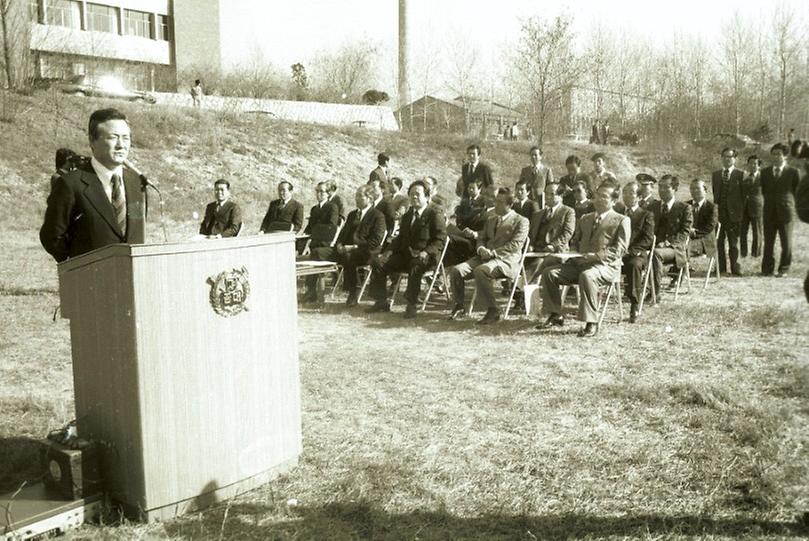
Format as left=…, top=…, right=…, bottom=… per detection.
left=30, top=23, right=171, bottom=65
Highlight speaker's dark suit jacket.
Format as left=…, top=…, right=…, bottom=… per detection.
left=304, top=201, right=340, bottom=234
left=374, top=198, right=396, bottom=235
left=529, top=204, right=575, bottom=252
left=649, top=199, right=692, bottom=267
left=512, top=198, right=540, bottom=220
left=622, top=205, right=655, bottom=256
left=337, top=207, right=387, bottom=258
left=199, top=200, right=242, bottom=237
left=687, top=199, right=717, bottom=256
left=260, top=198, right=304, bottom=233
left=711, top=168, right=744, bottom=222
left=761, top=165, right=800, bottom=224
left=40, top=161, right=146, bottom=262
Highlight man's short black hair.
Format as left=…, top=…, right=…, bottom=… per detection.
left=497, top=187, right=514, bottom=206
left=377, top=152, right=390, bottom=166
left=391, top=177, right=403, bottom=190
left=466, top=144, right=481, bottom=155
left=214, top=178, right=230, bottom=189
left=408, top=180, right=430, bottom=197
left=545, top=182, right=564, bottom=196
left=279, top=180, right=294, bottom=191
left=720, top=147, right=737, bottom=157
left=770, top=143, right=788, bottom=155
left=515, top=179, right=530, bottom=189
left=88, top=108, right=128, bottom=140
left=55, top=148, right=76, bottom=170
left=565, top=155, right=581, bottom=166
left=529, top=146, right=542, bottom=155
left=747, top=155, right=762, bottom=166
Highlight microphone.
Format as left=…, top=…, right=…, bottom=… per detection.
left=123, top=159, right=161, bottom=193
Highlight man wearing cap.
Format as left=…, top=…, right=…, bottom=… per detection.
left=711, top=148, right=744, bottom=276
left=760, top=143, right=800, bottom=277
left=636, top=174, right=657, bottom=209
left=537, top=184, right=630, bottom=337
left=369, top=153, right=390, bottom=184
left=559, top=155, right=592, bottom=207
left=591, top=153, right=617, bottom=192
left=519, top=146, right=553, bottom=207
left=687, top=179, right=718, bottom=259
left=741, top=156, right=763, bottom=258
left=649, top=175, right=693, bottom=293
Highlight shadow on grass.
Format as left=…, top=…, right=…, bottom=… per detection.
left=0, top=437, right=44, bottom=493
left=163, top=500, right=809, bottom=539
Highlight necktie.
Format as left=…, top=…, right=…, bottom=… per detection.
left=493, top=216, right=501, bottom=235
left=774, top=167, right=781, bottom=179
left=111, top=174, right=126, bottom=236
left=722, top=168, right=729, bottom=185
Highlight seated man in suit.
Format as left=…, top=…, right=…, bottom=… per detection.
left=259, top=181, right=304, bottom=233
left=537, top=184, right=630, bottom=337
left=424, top=175, right=449, bottom=218
left=636, top=173, right=657, bottom=209
left=519, top=146, right=553, bottom=206
left=512, top=179, right=540, bottom=219
left=299, top=181, right=340, bottom=253
left=447, top=188, right=529, bottom=324
left=620, top=181, right=655, bottom=322
left=326, top=181, right=347, bottom=225
left=303, top=186, right=387, bottom=305
left=390, top=177, right=409, bottom=210
left=559, top=155, right=592, bottom=207
left=367, top=180, right=447, bottom=319
left=529, top=182, right=575, bottom=253
left=369, top=178, right=396, bottom=236
left=571, top=181, right=595, bottom=220
left=199, top=178, right=243, bottom=238
left=687, top=179, right=718, bottom=259
left=650, top=175, right=693, bottom=293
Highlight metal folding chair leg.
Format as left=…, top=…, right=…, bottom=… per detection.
left=329, top=266, right=344, bottom=300
left=356, top=266, right=373, bottom=303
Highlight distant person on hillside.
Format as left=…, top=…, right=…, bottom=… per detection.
left=191, top=79, right=203, bottom=107
left=40, top=108, right=147, bottom=262
left=199, top=179, right=242, bottom=238
left=456, top=144, right=494, bottom=198
left=51, top=148, right=77, bottom=190
left=787, top=128, right=795, bottom=145
left=519, top=146, right=553, bottom=207
left=259, top=181, right=304, bottom=233
left=369, top=153, right=390, bottom=184
left=590, top=120, right=601, bottom=144
left=741, top=155, right=763, bottom=257
left=510, top=121, right=520, bottom=140
left=760, top=143, right=799, bottom=277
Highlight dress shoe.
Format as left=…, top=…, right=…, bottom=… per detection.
left=731, top=271, right=743, bottom=278
left=629, top=302, right=639, bottom=323
left=776, top=271, right=788, bottom=278
left=476, top=308, right=501, bottom=325
left=536, top=313, right=564, bottom=329
left=448, top=304, right=465, bottom=320
left=365, top=301, right=391, bottom=313
left=345, top=292, right=358, bottom=307
left=759, top=272, right=774, bottom=277
left=577, top=322, right=598, bottom=337
left=403, top=303, right=418, bottom=319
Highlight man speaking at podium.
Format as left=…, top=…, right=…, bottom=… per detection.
left=40, top=108, right=146, bottom=262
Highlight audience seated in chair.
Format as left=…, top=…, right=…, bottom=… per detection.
left=649, top=175, right=693, bottom=294
left=199, top=178, right=242, bottom=239
left=687, top=179, right=718, bottom=259
left=571, top=181, right=595, bottom=220
left=444, top=180, right=490, bottom=266
left=259, top=180, right=304, bottom=234
left=619, top=181, right=655, bottom=322
left=447, top=187, right=529, bottom=324
left=537, top=184, right=630, bottom=337
left=366, top=180, right=447, bottom=319
left=512, top=179, right=540, bottom=219
left=298, top=181, right=340, bottom=254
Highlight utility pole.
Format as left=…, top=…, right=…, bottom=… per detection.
left=398, top=0, right=410, bottom=109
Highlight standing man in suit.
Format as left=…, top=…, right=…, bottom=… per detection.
left=591, top=153, right=617, bottom=193
left=259, top=181, right=304, bottom=233
left=687, top=179, right=718, bottom=259
left=649, top=176, right=693, bottom=293
left=559, top=155, right=592, bottom=207
left=41, top=108, right=147, bottom=262
left=712, top=148, right=744, bottom=276
left=761, top=143, right=800, bottom=277
left=447, top=188, right=529, bottom=324
left=326, top=181, right=347, bottom=225
left=537, top=185, right=630, bottom=337
left=199, top=179, right=242, bottom=239
left=369, top=178, right=396, bottom=236
left=519, top=146, right=553, bottom=207
left=571, top=181, right=595, bottom=220
left=367, top=180, right=447, bottom=319
left=620, top=181, right=655, bottom=323
left=303, top=186, right=386, bottom=306
left=529, top=183, right=575, bottom=253
left=741, top=155, right=763, bottom=257
left=512, top=179, right=540, bottom=219
left=636, top=173, right=657, bottom=209
left=369, top=152, right=390, bottom=184
left=456, top=144, right=494, bottom=198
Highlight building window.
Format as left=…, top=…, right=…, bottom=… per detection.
left=156, top=14, right=170, bottom=41
left=123, top=9, right=150, bottom=38
left=86, top=3, right=118, bottom=34
left=45, top=0, right=81, bottom=29
left=29, top=0, right=40, bottom=22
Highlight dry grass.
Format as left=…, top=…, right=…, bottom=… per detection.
left=0, top=91, right=807, bottom=539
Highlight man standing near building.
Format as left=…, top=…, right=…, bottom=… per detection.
left=712, top=148, right=744, bottom=276
left=519, top=146, right=553, bottom=208
left=761, top=143, right=800, bottom=277
left=190, top=79, right=203, bottom=107
left=456, top=145, right=494, bottom=198
left=41, top=108, right=146, bottom=262
left=199, top=179, right=242, bottom=238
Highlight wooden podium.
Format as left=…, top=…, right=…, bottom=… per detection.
left=57, top=234, right=302, bottom=521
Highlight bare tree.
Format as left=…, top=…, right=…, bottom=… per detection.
left=310, top=39, right=380, bottom=103
left=688, top=36, right=710, bottom=139
left=512, top=14, right=581, bottom=144
left=584, top=22, right=614, bottom=121
left=0, top=0, right=30, bottom=89
left=443, top=33, right=481, bottom=133
left=771, top=1, right=800, bottom=138
left=719, top=11, right=752, bottom=134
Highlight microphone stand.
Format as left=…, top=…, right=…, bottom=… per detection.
left=142, top=181, right=168, bottom=243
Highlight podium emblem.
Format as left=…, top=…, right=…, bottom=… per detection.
left=207, top=267, right=250, bottom=317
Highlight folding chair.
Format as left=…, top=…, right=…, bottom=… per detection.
left=674, top=237, right=691, bottom=300
left=299, top=222, right=342, bottom=256
left=389, top=236, right=452, bottom=311
left=637, top=234, right=656, bottom=316
left=344, top=230, right=388, bottom=303
left=704, top=221, right=721, bottom=288
left=466, top=237, right=531, bottom=319
left=559, top=261, right=624, bottom=327
left=236, top=222, right=244, bottom=237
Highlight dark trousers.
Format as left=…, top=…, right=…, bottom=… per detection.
left=622, top=254, right=646, bottom=304
left=762, top=219, right=793, bottom=275
left=740, top=212, right=762, bottom=257
left=305, top=247, right=370, bottom=299
left=717, top=219, right=741, bottom=275
left=652, top=247, right=677, bottom=293
left=370, top=252, right=434, bottom=305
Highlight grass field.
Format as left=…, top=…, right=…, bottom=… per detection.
left=1, top=90, right=808, bottom=539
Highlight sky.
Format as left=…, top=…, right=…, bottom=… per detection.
left=225, top=0, right=804, bottom=93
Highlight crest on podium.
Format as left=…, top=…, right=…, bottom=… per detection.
left=207, top=267, right=250, bottom=316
